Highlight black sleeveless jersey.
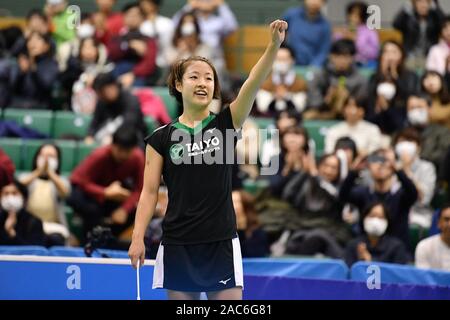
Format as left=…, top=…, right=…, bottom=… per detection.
left=144, top=106, right=239, bottom=245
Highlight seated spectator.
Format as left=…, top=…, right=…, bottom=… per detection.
left=426, top=16, right=450, bottom=76
left=60, top=37, right=109, bottom=114
left=325, top=95, right=383, bottom=156
left=168, top=11, right=227, bottom=90
left=260, top=109, right=302, bottom=167
left=393, top=0, right=445, bottom=70
left=269, top=126, right=310, bottom=194
left=93, top=0, right=124, bottom=45
left=421, top=70, right=450, bottom=129
left=234, top=190, right=269, bottom=257
left=366, top=40, right=419, bottom=135
left=9, top=32, right=59, bottom=109
left=340, top=148, right=418, bottom=250
left=255, top=45, right=307, bottom=117
left=415, top=204, right=450, bottom=271
left=67, top=126, right=144, bottom=242
left=0, top=149, right=15, bottom=190
left=283, top=0, right=331, bottom=66
left=139, top=0, right=175, bottom=71
left=44, top=0, right=76, bottom=48
left=334, top=1, right=379, bottom=68
left=86, top=72, right=147, bottom=145
left=306, top=39, right=367, bottom=119
left=107, top=2, right=157, bottom=87
left=10, top=9, right=52, bottom=57
left=172, top=0, right=238, bottom=52
left=393, top=128, right=436, bottom=228
left=0, top=180, right=45, bottom=246
left=406, top=94, right=450, bottom=171
left=19, top=143, right=70, bottom=246
left=345, top=201, right=410, bottom=266
left=274, top=153, right=350, bottom=258
left=56, top=13, right=99, bottom=72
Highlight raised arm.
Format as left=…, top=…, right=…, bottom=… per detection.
left=229, top=20, right=287, bottom=129
left=128, top=145, right=163, bottom=268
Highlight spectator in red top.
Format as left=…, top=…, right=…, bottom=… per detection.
left=67, top=126, right=145, bottom=242
left=107, top=2, right=158, bottom=87
left=93, top=0, right=124, bottom=45
left=0, top=149, right=15, bottom=190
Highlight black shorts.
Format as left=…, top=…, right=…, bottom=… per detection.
left=152, top=237, right=243, bottom=292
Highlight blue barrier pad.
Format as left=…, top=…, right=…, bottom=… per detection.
left=1, top=256, right=450, bottom=299
left=351, top=261, right=450, bottom=287
left=244, top=275, right=450, bottom=300
left=49, top=246, right=129, bottom=258
left=243, top=258, right=349, bottom=280
left=0, top=246, right=50, bottom=256
left=0, top=257, right=165, bottom=300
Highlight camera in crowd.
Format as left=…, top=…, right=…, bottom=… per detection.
left=84, top=226, right=114, bottom=257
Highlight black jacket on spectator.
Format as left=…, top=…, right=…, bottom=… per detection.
left=0, top=59, right=13, bottom=108
left=270, top=156, right=350, bottom=244
left=0, top=208, right=45, bottom=246
left=366, top=70, right=418, bottom=134
left=238, top=229, right=270, bottom=257
left=345, top=234, right=411, bottom=267
left=393, top=5, right=445, bottom=55
left=339, top=170, right=418, bottom=250
left=441, top=146, right=450, bottom=199
left=9, top=53, right=59, bottom=109
left=88, top=89, right=147, bottom=139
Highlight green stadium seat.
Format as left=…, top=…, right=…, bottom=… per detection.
left=76, top=142, right=99, bottom=166
left=54, top=140, right=77, bottom=173
left=3, top=109, right=53, bottom=136
left=22, top=139, right=43, bottom=171
left=53, top=111, right=92, bottom=139
left=144, top=116, right=157, bottom=135
left=0, top=138, right=23, bottom=170
left=151, top=87, right=179, bottom=119
left=304, top=120, right=340, bottom=157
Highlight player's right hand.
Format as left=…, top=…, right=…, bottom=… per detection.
left=128, top=239, right=145, bottom=269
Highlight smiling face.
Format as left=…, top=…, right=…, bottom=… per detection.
left=176, top=60, right=216, bottom=109
left=422, top=73, right=443, bottom=95
left=318, top=155, right=340, bottom=183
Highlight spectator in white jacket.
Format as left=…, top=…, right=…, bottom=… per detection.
left=426, top=16, right=450, bottom=76
left=325, top=95, right=383, bottom=155
left=415, top=204, right=450, bottom=271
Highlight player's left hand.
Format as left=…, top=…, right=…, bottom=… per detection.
left=270, top=20, right=288, bottom=47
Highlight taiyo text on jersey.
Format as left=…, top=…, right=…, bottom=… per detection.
left=169, top=127, right=279, bottom=175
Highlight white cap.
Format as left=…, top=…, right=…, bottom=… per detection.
left=47, top=0, right=64, bottom=5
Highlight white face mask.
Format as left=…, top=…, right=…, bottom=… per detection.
left=1, top=195, right=24, bottom=213
left=272, top=61, right=291, bottom=74
left=395, top=141, right=417, bottom=159
left=181, top=22, right=196, bottom=36
left=77, top=23, right=95, bottom=39
left=408, top=108, right=429, bottom=126
left=364, top=217, right=388, bottom=237
left=37, top=156, right=59, bottom=172
left=377, top=82, right=396, bottom=100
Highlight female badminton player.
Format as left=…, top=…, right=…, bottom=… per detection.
left=129, top=19, right=288, bottom=300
